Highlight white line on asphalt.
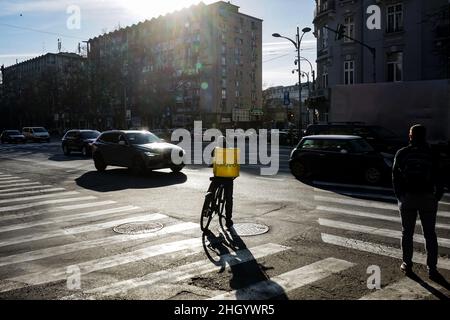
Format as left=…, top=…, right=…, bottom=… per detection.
left=0, top=196, right=97, bottom=213
left=0, top=182, right=41, bottom=189
left=0, top=237, right=203, bottom=294
left=0, top=188, right=66, bottom=198
left=0, top=222, right=198, bottom=268
left=0, top=206, right=141, bottom=233
left=209, top=257, right=356, bottom=300
left=359, top=277, right=448, bottom=300
left=0, top=177, right=20, bottom=181
left=0, top=185, right=55, bottom=194
left=316, top=206, right=450, bottom=230
left=256, top=177, right=286, bottom=182
left=315, top=195, right=450, bottom=218
left=0, top=212, right=167, bottom=248
left=0, top=201, right=117, bottom=223
left=0, top=179, right=30, bottom=185
left=320, top=233, right=450, bottom=270
left=314, top=188, right=397, bottom=201
left=318, top=218, right=450, bottom=249
left=0, top=191, right=79, bottom=204
left=0, top=175, right=13, bottom=177
left=62, top=243, right=291, bottom=299
left=313, top=181, right=393, bottom=192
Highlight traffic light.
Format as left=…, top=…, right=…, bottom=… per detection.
left=336, top=24, right=346, bottom=40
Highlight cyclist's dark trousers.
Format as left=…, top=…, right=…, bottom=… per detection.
left=398, top=193, right=438, bottom=269
left=209, top=178, right=234, bottom=221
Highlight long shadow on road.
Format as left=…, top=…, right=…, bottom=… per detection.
left=75, top=169, right=187, bottom=192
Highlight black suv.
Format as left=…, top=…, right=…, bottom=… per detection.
left=289, top=135, right=393, bottom=185
left=1, top=130, right=26, bottom=144
left=305, top=123, right=406, bottom=155
left=92, top=130, right=185, bottom=174
left=62, top=130, right=101, bottom=156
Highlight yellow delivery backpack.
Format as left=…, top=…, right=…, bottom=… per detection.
left=213, top=147, right=240, bottom=178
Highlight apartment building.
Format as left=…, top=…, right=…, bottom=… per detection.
left=88, top=1, right=263, bottom=130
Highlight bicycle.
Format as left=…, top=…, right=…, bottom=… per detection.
left=200, top=177, right=228, bottom=232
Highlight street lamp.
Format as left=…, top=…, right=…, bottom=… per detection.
left=273, top=26, right=311, bottom=133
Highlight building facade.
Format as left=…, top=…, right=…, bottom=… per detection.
left=0, top=53, right=87, bottom=132
left=312, top=0, right=449, bottom=121
left=88, top=1, right=263, bottom=130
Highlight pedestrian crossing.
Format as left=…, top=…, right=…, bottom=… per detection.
left=0, top=171, right=448, bottom=300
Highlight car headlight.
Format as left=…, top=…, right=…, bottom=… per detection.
left=144, top=151, right=159, bottom=157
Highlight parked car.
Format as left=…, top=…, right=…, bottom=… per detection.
left=289, top=135, right=393, bottom=185
left=92, top=130, right=185, bottom=174
left=0, top=130, right=26, bottom=144
left=305, top=123, right=407, bottom=155
left=62, top=129, right=101, bottom=156
left=22, top=127, right=50, bottom=142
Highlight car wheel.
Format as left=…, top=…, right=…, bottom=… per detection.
left=364, top=167, right=382, bottom=185
left=81, top=146, right=88, bottom=157
left=171, top=165, right=184, bottom=173
left=131, top=157, right=146, bottom=175
left=93, top=153, right=107, bottom=172
left=63, top=145, right=71, bottom=156
left=290, top=160, right=311, bottom=179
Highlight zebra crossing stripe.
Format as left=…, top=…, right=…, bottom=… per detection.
left=0, top=201, right=116, bottom=223
left=0, top=179, right=30, bottom=185
left=318, top=218, right=450, bottom=249
left=359, top=277, right=448, bottom=300
left=321, top=233, right=450, bottom=270
left=62, top=243, right=291, bottom=300
left=0, top=182, right=41, bottom=189
left=0, top=206, right=141, bottom=233
left=0, top=237, right=203, bottom=294
left=209, top=257, right=355, bottom=300
left=0, top=185, right=55, bottom=194
left=314, top=188, right=397, bottom=201
left=0, top=222, right=198, bottom=268
left=0, top=196, right=97, bottom=213
left=0, top=191, right=79, bottom=204
left=0, top=188, right=66, bottom=198
left=0, top=177, right=20, bottom=181
left=316, top=206, right=450, bottom=230
left=0, top=212, right=167, bottom=248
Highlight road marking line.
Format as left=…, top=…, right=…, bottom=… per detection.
left=318, top=218, right=450, bottom=249
left=0, top=188, right=66, bottom=198
left=359, top=277, right=449, bottom=300
left=62, top=243, right=291, bottom=299
left=0, top=182, right=41, bottom=189
left=256, top=177, right=285, bottom=182
left=0, top=185, right=55, bottom=194
left=0, top=201, right=117, bottom=223
left=320, top=233, right=450, bottom=270
left=0, top=191, right=79, bottom=204
left=0, top=179, right=30, bottom=185
left=313, top=180, right=393, bottom=192
left=209, top=257, right=355, bottom=300
left=0, top=222, right=198, bottom=268
left=0, top=212, right=167, bottom=248
left=314, top=188, right=397, bottom=201
left=0, top=206, right=141, bottom=233
left=0, top=177, right=20, bottom=181
left=0, top=237, right=202, bottom=294
left=0, top=196, right=97, bottom=213
left=316, top=206, right=450, bottom=230
left=315, top=195, right=450, bottom=218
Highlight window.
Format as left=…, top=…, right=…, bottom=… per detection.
left=387, top=52, right=403, bottom=82
left=344, top=16, right=355, bottom=42
left=222, top=89, right=227, bottom=99
left=222, top=67, right=227, bottom=77
left=387, top=4, right=403, bottom=33
left=344, top=60, right=355, bottom=85
left=221, top=56, right=226, bottom=66
left=222, top=79, right=227, bottom=88
left=235, top=90, right=240, bottom=97
left=322, top=65, right=329, bottom=88
left=222, top=45, right=227, bottom=54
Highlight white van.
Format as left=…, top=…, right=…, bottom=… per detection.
left=22, top=127, right=51, bottom=142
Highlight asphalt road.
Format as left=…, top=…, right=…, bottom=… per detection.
left=0, top=140, right=448, bottom=300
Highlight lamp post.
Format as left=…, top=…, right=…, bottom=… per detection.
left=273, top=26, right=311, bottom=133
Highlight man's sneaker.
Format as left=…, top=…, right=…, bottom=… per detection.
left=400, top=262, right=413, bottom=274
left=225, top=219, right=234, bottom=229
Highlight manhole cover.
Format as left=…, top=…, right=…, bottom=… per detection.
left=113, top=222, right=164, bottom=235
left=220, top=223, right=269, bottom=237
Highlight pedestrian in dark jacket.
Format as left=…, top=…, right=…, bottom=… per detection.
left=393, top=124, right=444, bottom=279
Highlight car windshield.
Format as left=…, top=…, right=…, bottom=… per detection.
left=351, top=138, right=375, bottom=152
left=126, top=132, right=161, bottom=145
left=33, top=128, right=47, bottom=133
left=7, top=131, right=21, bottom=135
left=369, top=126, right=398, bottom=139
left=80, top=131, right=100, bottom=139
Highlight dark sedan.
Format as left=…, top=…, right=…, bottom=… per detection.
left=1, top=130, right=26, bottom=144
left=62, top=130, right=101, bottom=156
left=289, top=135, right=393, bottom=185
left=92, top=130, right=185, bottom=174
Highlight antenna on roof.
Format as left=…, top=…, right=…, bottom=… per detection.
left=57, top=38, right=62, bottom=53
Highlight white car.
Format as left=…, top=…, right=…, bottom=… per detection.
left=22, top=127, right=51, bottom=142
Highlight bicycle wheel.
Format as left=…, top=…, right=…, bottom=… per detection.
left=200, top=192, right=215, bottom=232
left=215, top=185, right=227, bottom=229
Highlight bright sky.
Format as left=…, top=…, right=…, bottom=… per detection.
left=0, top=0, right=317, bottom=88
